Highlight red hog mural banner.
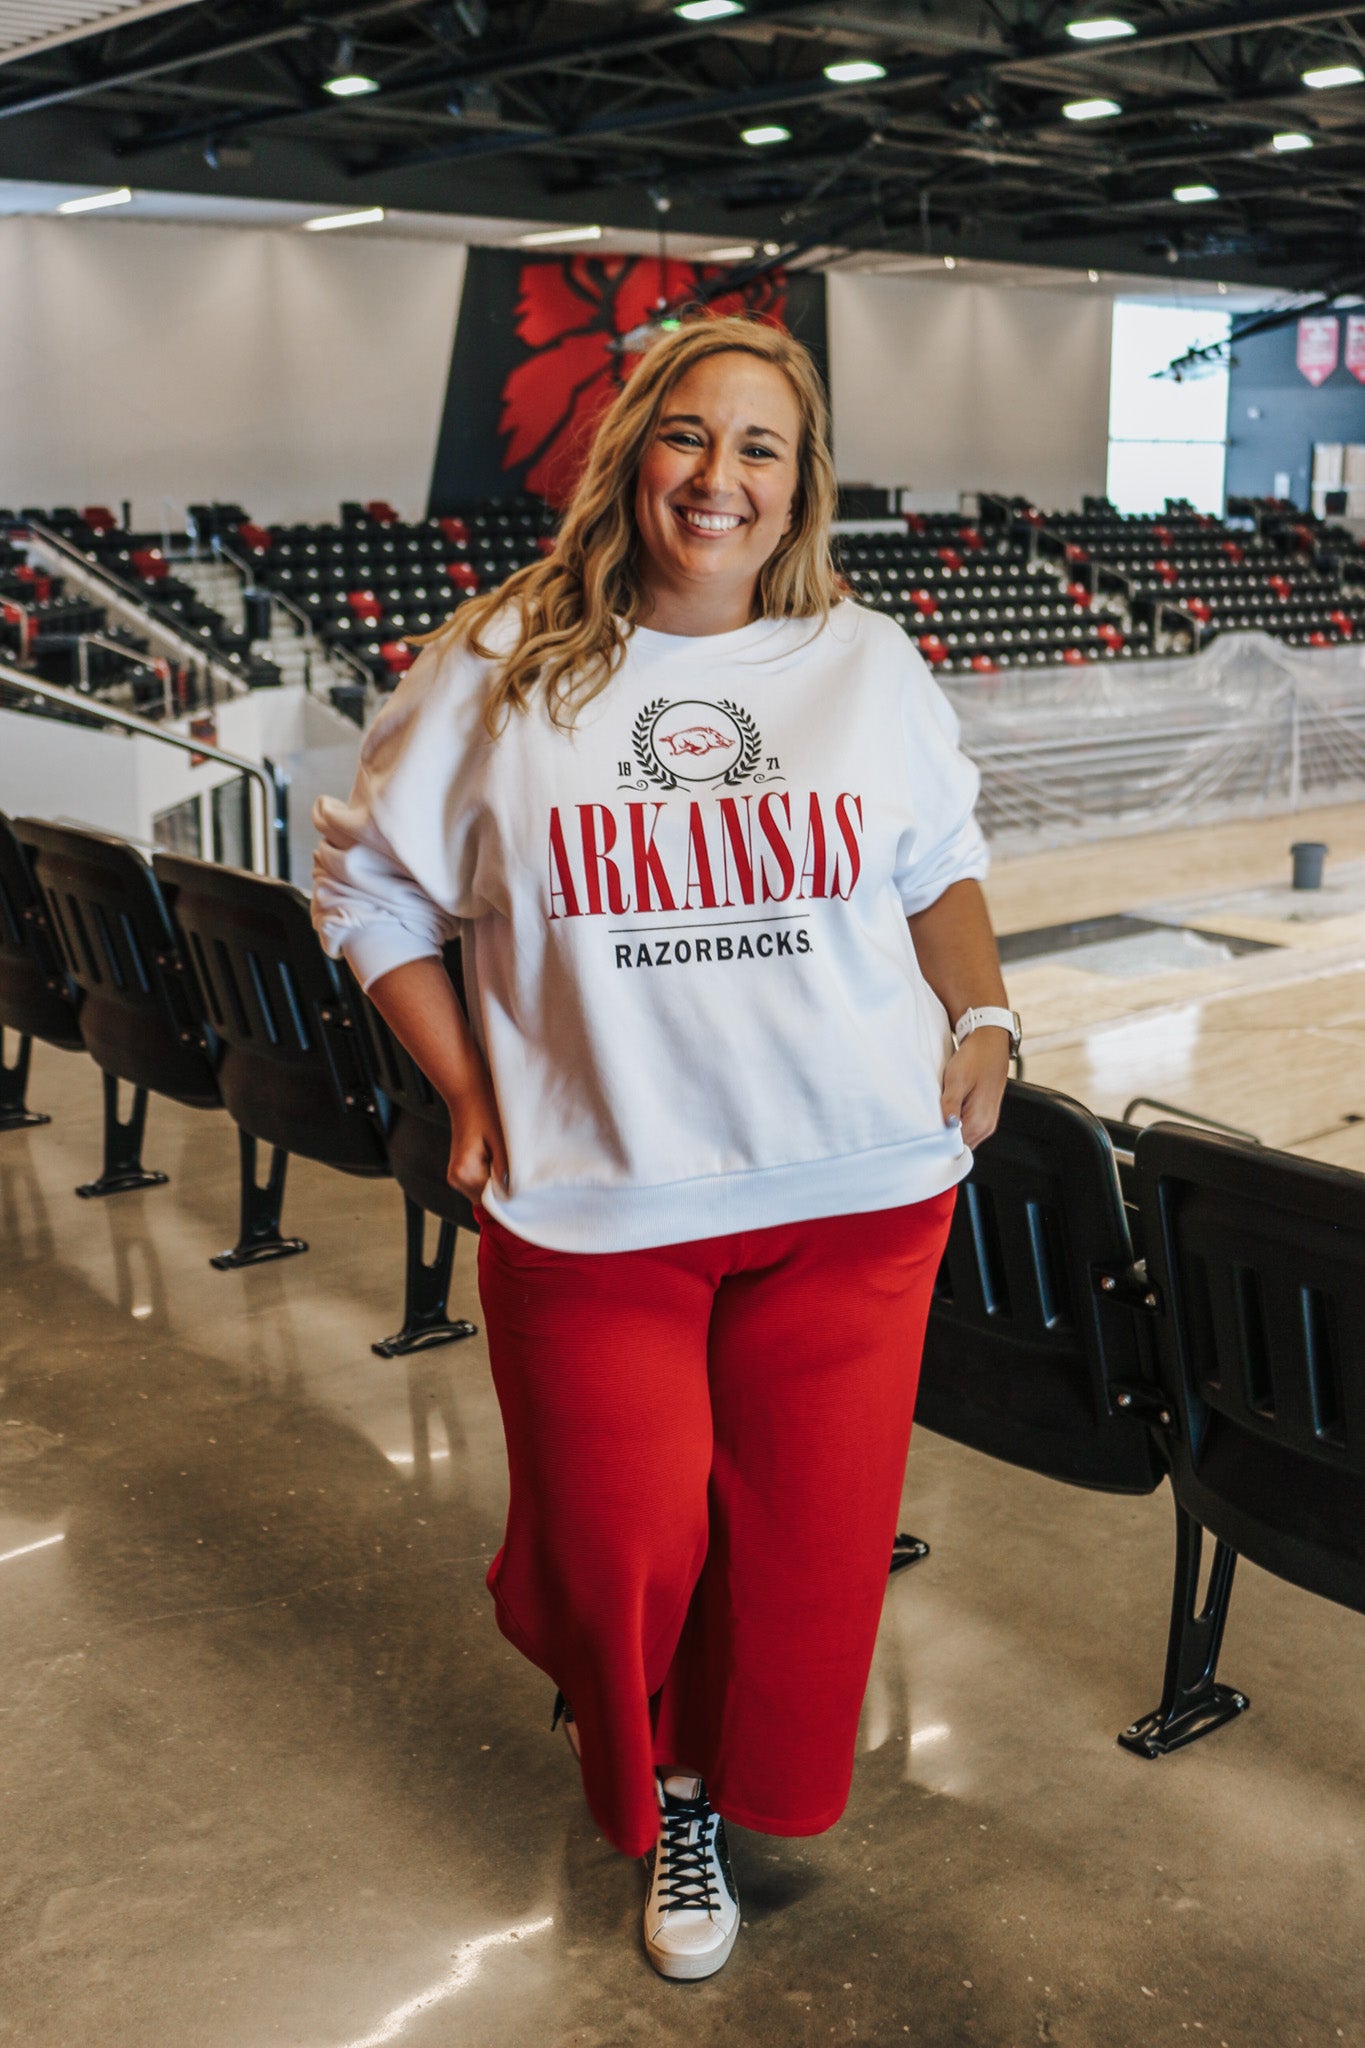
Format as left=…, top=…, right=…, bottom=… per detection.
left=429, top=249, right=828, bottom=513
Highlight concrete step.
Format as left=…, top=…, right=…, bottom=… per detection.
left=175, top=556, right=369, bottom=706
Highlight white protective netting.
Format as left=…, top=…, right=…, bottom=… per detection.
left=943, top=633, right=1365, bottom=852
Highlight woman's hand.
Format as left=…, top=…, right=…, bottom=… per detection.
left=362, top=958, right=511, bottom=1202
left=940, top=1026, right=1010, bottom=1151
left=445, top=1055, right=510, bottom=1201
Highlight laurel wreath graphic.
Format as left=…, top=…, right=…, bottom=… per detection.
left=633, top=697, right=678, bottom=790
left=717, top=699, right=762, bottom=787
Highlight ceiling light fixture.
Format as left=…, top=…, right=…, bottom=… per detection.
left=1173, top=183, right=1218, bottom=202
left=324, top=33, right=378, bottom=96
left=742, top=123, right=791, bottom=145
left=943, top=254, right=957, bottom=268
left=56, top=186, right=133, bottom=214
left=1302, top=62, right=1363, bottom=88
left=761, top=239, right=781, bottom=254
left=702, top=244, right=756, bottom=260
left=302, top=206, right=386, bottom=232
left=1088, top=267, right=1100, bottom=281
left=1063, top=96, right=1122, bottom=119
left=1271, top=129, right=1314, bottom=149
left=1217, top=281, right=1229, bottom=292
left=1065, top=15, right=1135, bottom=39
left=674, top=0, right=744, bottom=18
left=823, top=59, right=887, bottom=84
left=518, top=223, right=603, bottom=245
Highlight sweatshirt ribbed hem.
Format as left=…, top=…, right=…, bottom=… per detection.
left=475, top=1129, right=973, bottom=1253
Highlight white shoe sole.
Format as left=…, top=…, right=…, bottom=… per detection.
left=644, top=1912, right=740, bottom=1981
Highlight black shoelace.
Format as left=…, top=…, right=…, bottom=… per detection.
left=656, top=1795, right=721, bottom=1913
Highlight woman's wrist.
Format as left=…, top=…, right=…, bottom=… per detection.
left=952, top=1002, right=1019, bottom=1050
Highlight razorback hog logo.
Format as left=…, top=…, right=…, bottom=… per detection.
left=661, top=724, right=729, bottom=759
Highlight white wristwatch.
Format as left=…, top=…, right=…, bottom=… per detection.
left=953, top=1005, right=1022, bottom=1057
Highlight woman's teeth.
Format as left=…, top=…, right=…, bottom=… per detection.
left=678, top=508, right=743, bottom=532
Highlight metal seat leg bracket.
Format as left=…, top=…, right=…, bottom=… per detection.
left=0, top=1029, right=49, bottom=1132
left=373, top=1196, right=477, bottom=1358
left=1119, top=1497, right=1249, bottom=1758
left=76, top=1074, right=168, bottom=1197
left=211, top=1129, right=308, bottom=1270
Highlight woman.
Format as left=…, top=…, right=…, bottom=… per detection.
left=312, top=313, right=1016, bottom=1982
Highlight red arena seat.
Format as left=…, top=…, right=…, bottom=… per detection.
left=379, top=640, right=415, bottom=676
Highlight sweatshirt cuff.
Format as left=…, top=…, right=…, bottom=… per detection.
left=897, top=819, right=989, bottom=915
left=340, top=921, right=443, bottom=992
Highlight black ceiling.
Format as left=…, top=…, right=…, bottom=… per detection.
left=8, top=0, right=1365, bottom=287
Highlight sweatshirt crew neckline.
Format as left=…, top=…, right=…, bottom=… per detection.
left=626, top=612, right=800, bottom=655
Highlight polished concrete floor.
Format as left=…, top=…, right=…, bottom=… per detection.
left=5, top=819, right=1365, bottom=2044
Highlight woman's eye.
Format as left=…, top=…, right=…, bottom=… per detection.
left=664, top=431, right=703, bottom=448
left=744, top=444, right=777, bottom=460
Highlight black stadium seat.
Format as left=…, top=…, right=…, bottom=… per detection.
left=919, top=1080, right=1166, bottom=1491
left=152, top=853, right=477, bottom=1355
left=17, top=818, right=298, bottom=1267
left=153, top=851, right=389, bottom=1176
left=0, top=810, right=85, bottom=1130
left=1136, top=1121, right=1365, bottom=1645
left=20, top=816, right=223, bottom=1198
left=918, top=1081, right=1246, bottom=1756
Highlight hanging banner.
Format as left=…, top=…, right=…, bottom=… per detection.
left=1346, top=314, right=1365, bottom=384
left=1296, top=315, right=1340, bottom=386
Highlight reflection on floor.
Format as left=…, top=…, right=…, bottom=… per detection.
left=3, top=799, right=1365, bottom=2046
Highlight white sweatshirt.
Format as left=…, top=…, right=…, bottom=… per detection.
left=312, top=600, right=988, bottom=1252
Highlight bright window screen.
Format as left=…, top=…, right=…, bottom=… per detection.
left=1106, top=302, right=1231, bottom=516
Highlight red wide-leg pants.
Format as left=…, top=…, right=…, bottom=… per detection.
left=475, top=1191, right=955, bottom=1859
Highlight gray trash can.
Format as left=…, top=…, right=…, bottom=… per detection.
left=1290, top=841, right=1327, bottom=890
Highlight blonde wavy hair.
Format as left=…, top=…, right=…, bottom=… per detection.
left=420, top=311, right=840, bottom=735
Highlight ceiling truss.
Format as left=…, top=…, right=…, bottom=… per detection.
left=6, top=0, right=1365, bottom=282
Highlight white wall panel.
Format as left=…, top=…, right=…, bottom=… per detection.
left=0, top=216, right=467, bottom=527
left=828, top=272, right=1113, bottom=511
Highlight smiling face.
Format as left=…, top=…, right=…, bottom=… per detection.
left=632, top=349, right=802, bottom=635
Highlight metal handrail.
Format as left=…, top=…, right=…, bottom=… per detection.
left=213, top=537, right=377, bottom=696
left=21, top=518, right=249, bottom=705
left=0, top=662, right=286, bottom=878
left=81, top=632, right=175, bottom=719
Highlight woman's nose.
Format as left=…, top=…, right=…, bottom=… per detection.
left=692, top=446, right=737, bottom=498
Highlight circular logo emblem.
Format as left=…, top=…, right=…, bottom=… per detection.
left=647, top=700, right=744, bottom=784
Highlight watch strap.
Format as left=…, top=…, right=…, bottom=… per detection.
left=953, top=1005, right=1021, bottom=1055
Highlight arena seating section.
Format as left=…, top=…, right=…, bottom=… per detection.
left=4, top=803, right=1365, bottom=1770
left=3, top=503, right=282, bottom=704
left=209, top=491, right=1365, bottom=688
left=0, top=524, right=167, bottom=705
left=236, top=496, right=555, bottom=694
left=838, top=493, right=1365, bottom=674
left=6, top=494, right=1364, bottom=714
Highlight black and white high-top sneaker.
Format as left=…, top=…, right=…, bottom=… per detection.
left=642, top=1773, right=740, bottom=1981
